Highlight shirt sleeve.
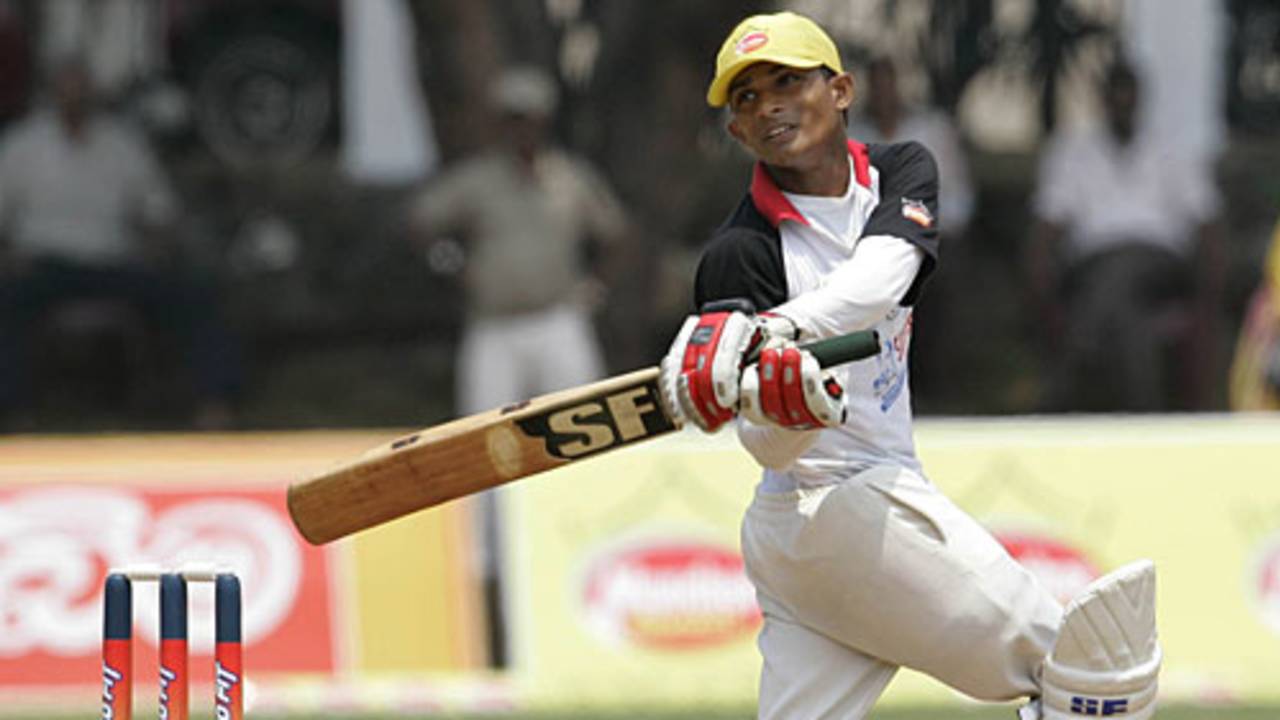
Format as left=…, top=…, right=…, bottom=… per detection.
left=693, top=223, right=789, bottom=313
left=770, top=234, right=924, bottom=338
left=409, top=159, right=477, bottom=235
left=735, top=419, right=821, bottom=470
left=860, top=141, right=939, bottom=305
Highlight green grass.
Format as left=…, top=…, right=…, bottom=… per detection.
left=402, top=711, right=1265, bottom=720
left=484, top=710, right=1261, bottom=720
left=866, top=709, right=1274, bottom=720
left=53, top=708, right=1266, bottom=719
left=11, top=707, right=1273, bottom=719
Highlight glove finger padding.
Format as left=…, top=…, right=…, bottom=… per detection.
left=659, top=310, right=755, bottom=432
left=658, top=315, right=700, bottom=429
left=740, top=344, right=846, bottom=429
left=695, top=311, right=755, bottom=410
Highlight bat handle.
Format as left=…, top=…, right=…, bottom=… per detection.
left=802, top=329, right=881, bottom=368
left=744, top=329, right=881, bottom=369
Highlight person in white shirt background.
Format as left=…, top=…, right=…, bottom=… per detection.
left=0, top=55, right=240, bottom=429
left=1028, top=57, right=1224, bottom=413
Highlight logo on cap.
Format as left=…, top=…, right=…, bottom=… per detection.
left=735, top=31, right=769, bottom=56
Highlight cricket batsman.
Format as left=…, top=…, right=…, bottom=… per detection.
left=658, top=12, right=1161, bottom=719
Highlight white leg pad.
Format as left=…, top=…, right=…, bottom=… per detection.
left=1040, top=559, right=1161, bottom=719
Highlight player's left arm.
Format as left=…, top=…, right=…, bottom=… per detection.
left=770, top=141, right=941, bottom=339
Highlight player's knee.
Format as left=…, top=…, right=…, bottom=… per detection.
left=917, top=630, right=1047, bottom=703
left=1038, top=560, right=1161, bottom=720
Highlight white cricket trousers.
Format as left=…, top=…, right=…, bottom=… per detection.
left=741, top=465, right=1063, bottom=720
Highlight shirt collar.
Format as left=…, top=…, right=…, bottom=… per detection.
left=750, top=139, right=872, bottom=228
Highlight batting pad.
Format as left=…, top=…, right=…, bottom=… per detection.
left=1039, top=559, right=1161, bottom=719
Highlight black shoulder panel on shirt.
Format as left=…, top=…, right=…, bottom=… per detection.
left=692, top=195, right=789, bottom=313
left=866, top=141, right=940, bottom=305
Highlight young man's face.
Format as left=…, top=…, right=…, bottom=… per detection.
left=725, top=63, right=853, bottom=169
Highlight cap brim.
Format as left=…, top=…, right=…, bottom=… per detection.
left=706, top=56, right=826, bottom=107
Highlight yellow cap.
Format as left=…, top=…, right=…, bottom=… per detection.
left=706, top=12, right=843, bottom=108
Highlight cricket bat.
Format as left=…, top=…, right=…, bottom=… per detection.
left=287, top=329, right=880, bottom=545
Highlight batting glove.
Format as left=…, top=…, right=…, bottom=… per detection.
left=740, top=342, right=847, bottom=429
left=658, top=310, right=801, bottom=433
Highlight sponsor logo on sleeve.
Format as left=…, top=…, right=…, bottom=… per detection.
left=901, top=198, right=934, bottom=228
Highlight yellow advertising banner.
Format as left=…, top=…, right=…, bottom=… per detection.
left=505, top=432, right=762, bottom=709
left=504, top=414, right=1280, bottom=710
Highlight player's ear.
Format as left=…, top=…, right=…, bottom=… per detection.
left=831, top=71, right=855, bottom=112
left=727, top=115, right=747, bottom=145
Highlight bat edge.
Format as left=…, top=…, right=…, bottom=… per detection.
left=286, top=481, right=329, bottom=545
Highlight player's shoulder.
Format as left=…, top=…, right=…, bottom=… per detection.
left=702, top=193, right=784, bottom=269
left=713, top=193, right=776, bottom=240
left=865, top=140, right=939, bottom=183
left=694, top=193, right=788, bottom=311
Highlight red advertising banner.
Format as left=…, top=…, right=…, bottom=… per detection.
left=0, top=485, right=335, bottom=689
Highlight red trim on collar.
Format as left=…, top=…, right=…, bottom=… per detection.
left=750, top=163, right=809, bottom=227
left=847, top=139, right=871, bottom=189
left=749, top=139, right=873, bottom=228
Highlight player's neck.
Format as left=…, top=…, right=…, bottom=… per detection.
left=767, top=145, right=850, bottom=197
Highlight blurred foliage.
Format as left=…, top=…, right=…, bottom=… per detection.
left=7, top=0, right=1280, bottom=430
left=1228, top=0, right=1280, bottom=134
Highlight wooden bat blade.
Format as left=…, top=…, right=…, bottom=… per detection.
left=287, top=368, right=675, bottom=544
left=286, top=328, right=880, bottom=545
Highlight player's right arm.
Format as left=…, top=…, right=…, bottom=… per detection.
left=773, top=234, right=924, bottom=336
left=769, top=141, right=939, bottom=339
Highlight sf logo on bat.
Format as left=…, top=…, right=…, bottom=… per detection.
left=516, top=379, right=675, bottom=459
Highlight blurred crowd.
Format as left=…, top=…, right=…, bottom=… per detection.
left=0, top=0, right=1278, bottom=434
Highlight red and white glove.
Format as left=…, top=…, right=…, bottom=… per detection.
left=739, top=343, right=847, bottom=429
left=659, top=309, right=800, bottom=433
